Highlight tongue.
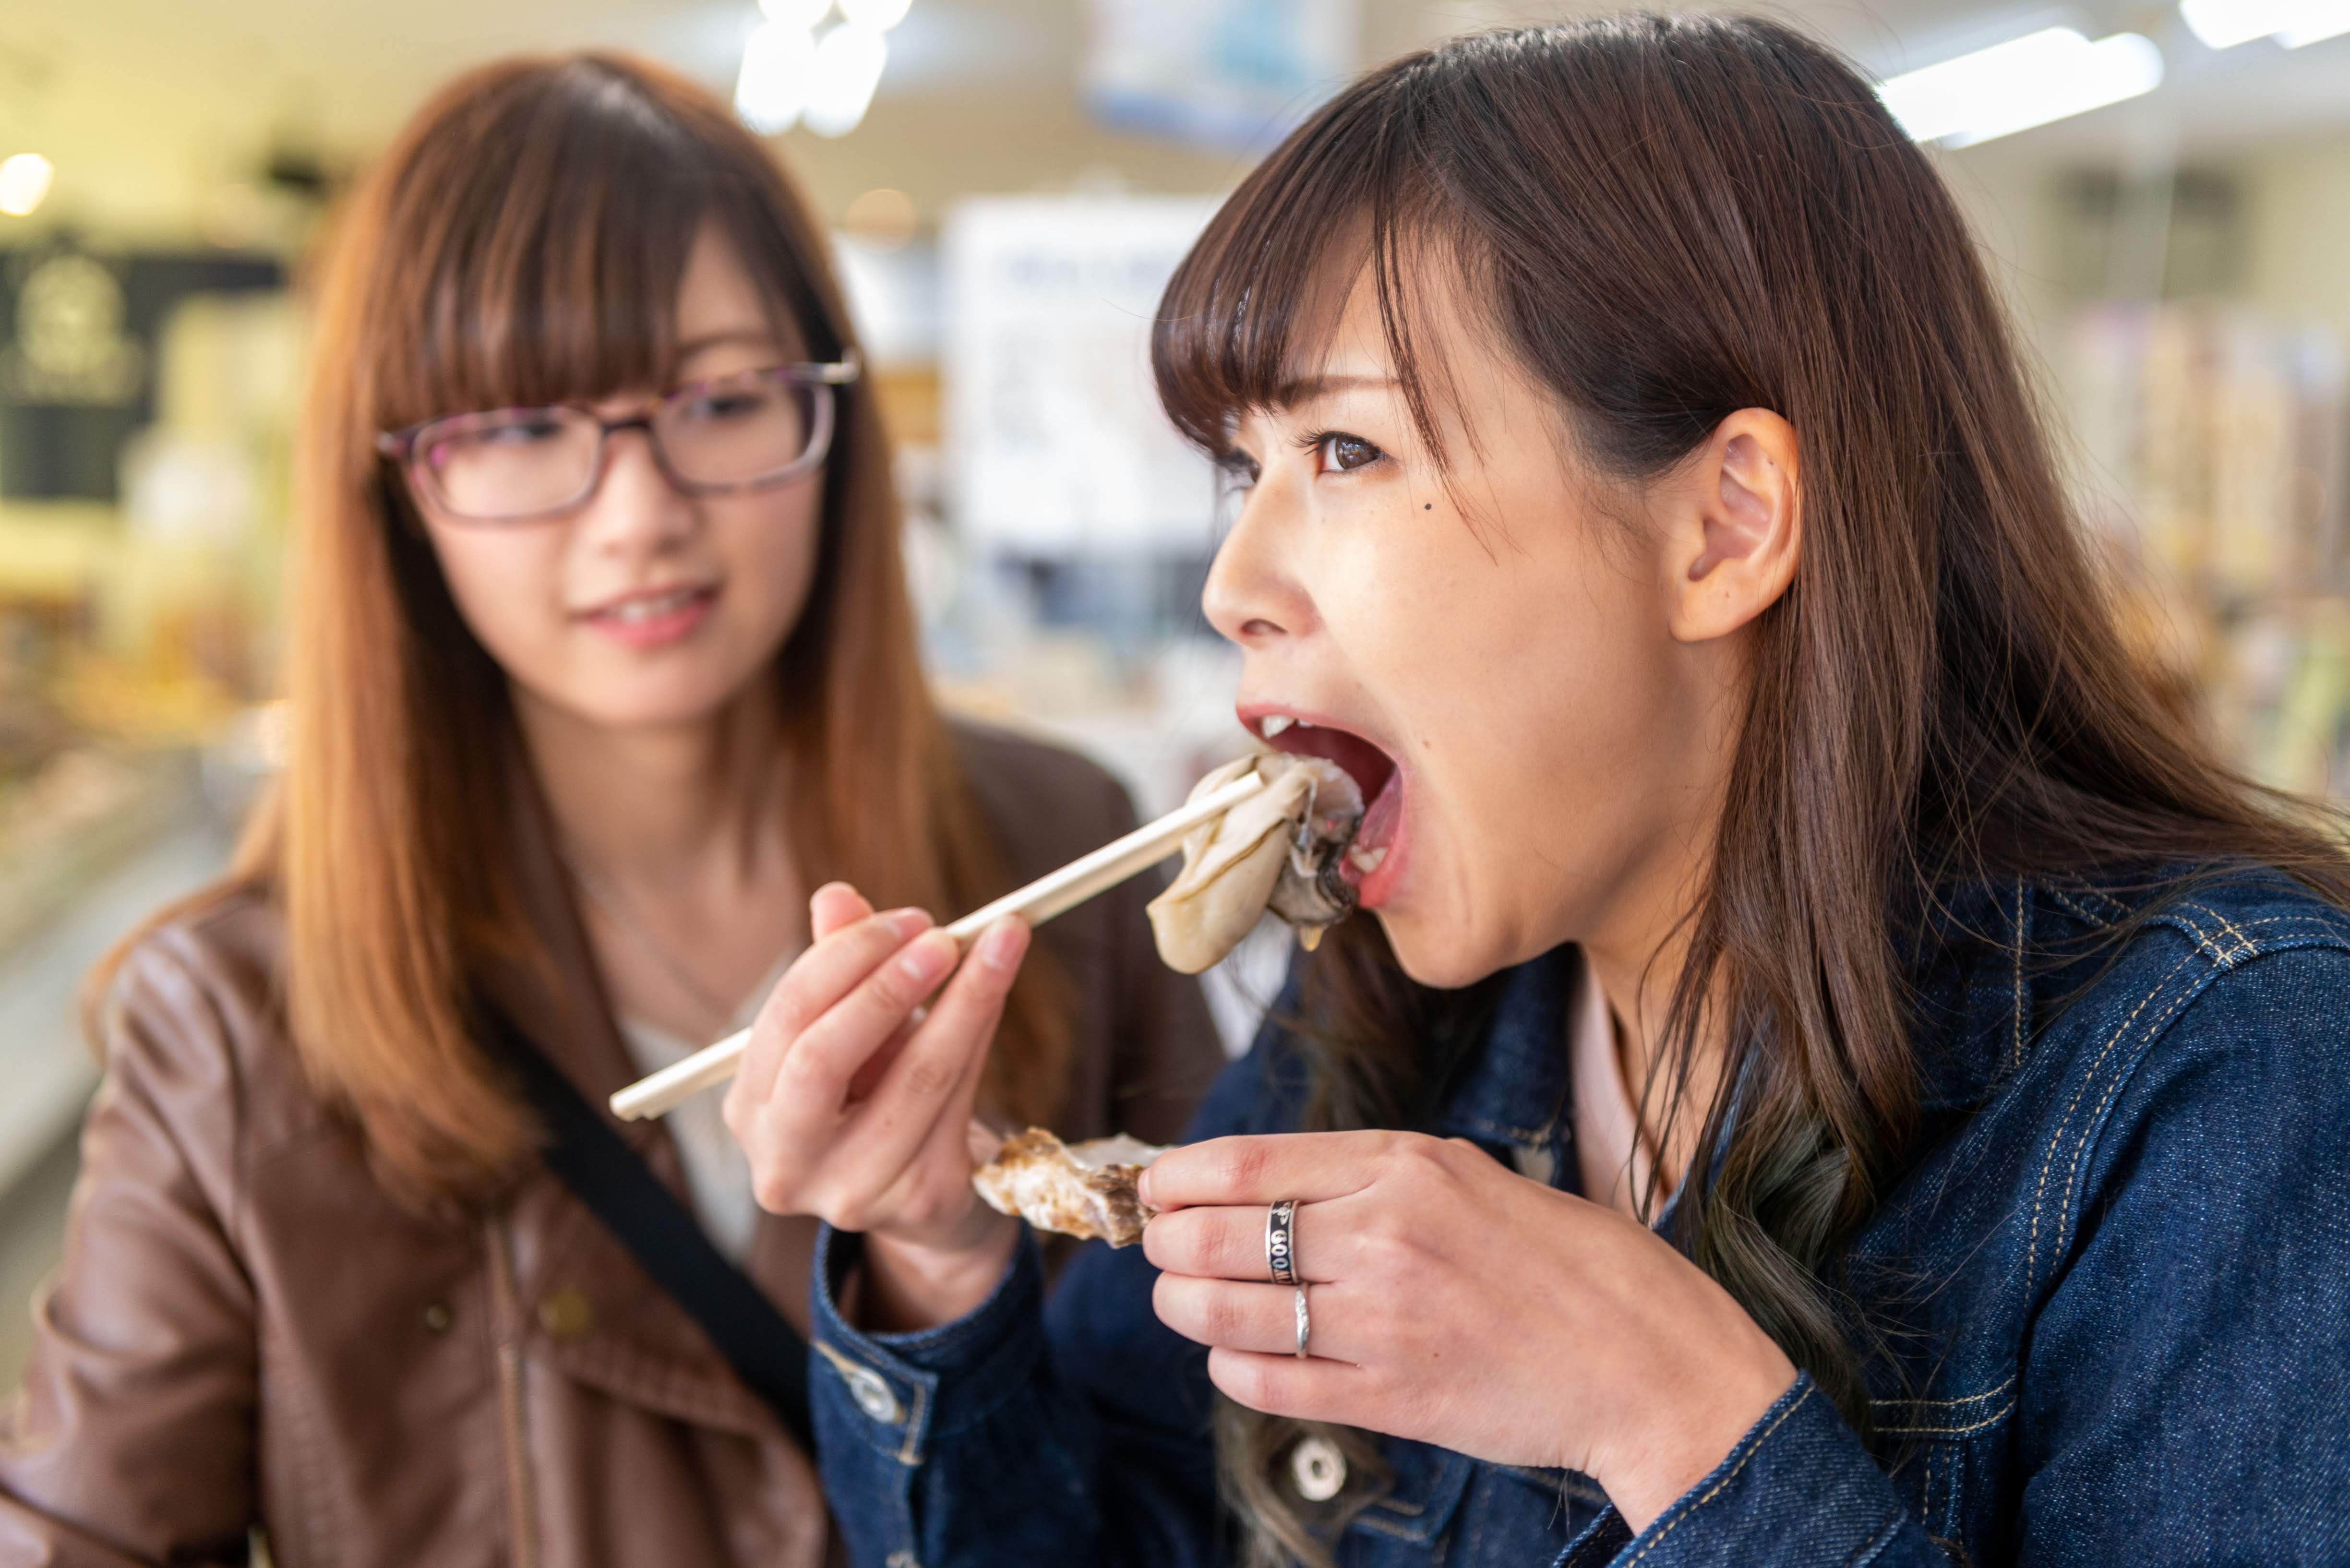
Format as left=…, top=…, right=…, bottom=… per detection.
left=1347, top=770, right=1403, bottom=864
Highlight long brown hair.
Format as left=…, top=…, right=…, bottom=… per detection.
left=104, top=53, right=1067, bottom=1204
left=1154, top=16, right=2349, bottom=1560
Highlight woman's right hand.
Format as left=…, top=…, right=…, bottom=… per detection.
left=722, top=882, right=1030, bottom=1331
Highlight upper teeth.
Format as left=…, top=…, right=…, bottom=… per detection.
left=611, top=587, right=698, bottom=622
left=1348, top=845, right=1388, bottom=874
left=1261, top=715, right=1294, bottom=738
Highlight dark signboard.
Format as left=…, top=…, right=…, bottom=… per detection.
left=0, top=243, right=285, bottom=503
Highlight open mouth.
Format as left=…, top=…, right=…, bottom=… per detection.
left=579, top=582, right=720, bottom=646
left=1251, top=710, right=1406, bottom=893
left=587, top=583, right=717, bottom=622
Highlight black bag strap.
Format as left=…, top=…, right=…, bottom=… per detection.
left=480, top=1006, right=814, bottom=1450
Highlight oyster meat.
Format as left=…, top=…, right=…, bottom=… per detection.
left=1147, top=753, right=1364, bottom=974
left=971, top=1127, right=1170, bottom=1247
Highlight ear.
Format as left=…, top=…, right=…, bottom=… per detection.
left=1662, top=409, right=1800, bottom=645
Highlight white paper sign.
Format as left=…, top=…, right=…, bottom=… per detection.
left=943, top=195, right=1223, bottom=553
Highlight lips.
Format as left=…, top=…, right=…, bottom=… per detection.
left=579, top=582, right=719, bottom=648
left=1242, top=706, right=1408, bottom=908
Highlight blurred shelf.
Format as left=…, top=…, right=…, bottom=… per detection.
left=0, top=750, right=188, bottom=958
left=0, top=757, right=229, bottom=1199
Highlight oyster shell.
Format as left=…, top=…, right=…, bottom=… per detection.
left=971, top=1127, right=1168, bottom=1247
left=1146, top=753, right=1364, bottom=974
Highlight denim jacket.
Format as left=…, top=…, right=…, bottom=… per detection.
left=805, top=869, right=2350, bottom=1566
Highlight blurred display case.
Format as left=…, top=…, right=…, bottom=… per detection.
left=2067, top=300, right=2350, bottom=799
left=0, top=256, right=297, bottom=1184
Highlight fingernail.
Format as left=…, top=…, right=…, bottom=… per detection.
left=898, top=930, right=953, bottom=984
left=1136, top=1169, right=1157, bottom=1207
left=886, top=908, right=933, bottom=941
left=976, top=918, right=1028, bottom=972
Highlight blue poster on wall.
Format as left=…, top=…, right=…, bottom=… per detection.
left=1083, top=0, right=1361, bottom=152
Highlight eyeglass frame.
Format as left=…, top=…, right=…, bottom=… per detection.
left=374, top=348, right=863, bottom=525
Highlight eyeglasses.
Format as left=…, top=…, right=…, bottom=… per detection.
left=375, top=351, right=862, bottom=524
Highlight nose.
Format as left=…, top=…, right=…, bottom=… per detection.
left=576, top=423, right=696, bottom=556
left=1201, top=470, right=1316, bottom=648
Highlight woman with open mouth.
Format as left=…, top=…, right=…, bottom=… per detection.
left=724, top=14, right=2350, bottom=1567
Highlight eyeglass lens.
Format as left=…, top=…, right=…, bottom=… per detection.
left=415, top=370, right=821, bottom=520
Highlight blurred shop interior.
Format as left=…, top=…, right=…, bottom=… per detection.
left=1, top=0, right=2348, bottom=1381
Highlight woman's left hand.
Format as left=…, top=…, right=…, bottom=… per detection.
left=1139, top=1131, right=1797, bottom=1532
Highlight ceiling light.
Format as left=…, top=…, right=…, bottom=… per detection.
left=2180, top=0, right=2292, bottom=45
left=2279, top=0, right=2350, bottom=45
left=759, top=0, right=832, bottom=24
left=1879, top=29, right=2163, bottom=146
left=803, top=23, right=888, bottom=137
left=0, top=154, right=54, bottom=218
left=838, top=0, right=913, bottom=27
left=2180, top=0, right=2350, bottom=47
left=736, top=22, right=817, bottom=134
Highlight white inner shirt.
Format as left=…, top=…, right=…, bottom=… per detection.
left=1569, top=949, right=1671, bottom=1219
left=612, top=954, right=795, bottom=1266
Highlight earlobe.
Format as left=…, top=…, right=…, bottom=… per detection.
left=1668, top=410, right=1800, bottom=644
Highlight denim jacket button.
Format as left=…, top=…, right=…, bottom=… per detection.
left=1291, top=1435, right=1346, bottom=1501
left=842, top=1364, right=903, bottom=1424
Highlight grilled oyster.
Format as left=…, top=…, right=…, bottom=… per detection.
left=971, top=1127, right=1169, bottom=1247
left=1146, top=753, right=1364, bottom=974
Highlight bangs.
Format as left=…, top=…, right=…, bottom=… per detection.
left=372, top=57, right=839, bottom=429
left=1152, top=66, right=1474, bottom=467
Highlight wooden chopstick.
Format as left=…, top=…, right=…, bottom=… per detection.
left=607, top=769, right=1268, bottom=1121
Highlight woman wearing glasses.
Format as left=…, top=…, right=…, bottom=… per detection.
left=0, top=53, right=1220, bottom=1566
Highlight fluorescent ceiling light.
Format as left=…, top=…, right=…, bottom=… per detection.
left=2279, top=0, right=2350, bottom=45
left=0, top=154, right=53, bottom=217
left=2284, top=2, right=2350, bottom=45
left=760, top=0, right=832, bottom=24
left=1879, top=28, right=2163, bottom=146
left=2181, top=0, right=2350, bottom=47
left=736, top=22, right=817, bottom=134
left=803, top=23, right=889, bottom=137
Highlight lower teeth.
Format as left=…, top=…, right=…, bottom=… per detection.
left=1348, top=846, right=1388, bottom=874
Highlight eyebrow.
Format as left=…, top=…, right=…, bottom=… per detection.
left=673, top=327, right=785, bottom=360
left=1270, top=373, right=1402, bottom=404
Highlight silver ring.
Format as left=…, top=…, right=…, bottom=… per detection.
left=1266, top=1198, right=1300, bottom=1287
left=1294, top=1283, right=1311, bottom=1358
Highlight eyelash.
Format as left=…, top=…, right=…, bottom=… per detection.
left=1214, top=430, right=1386, bottom=489
left=1296, top=429, right=1385, bottom=474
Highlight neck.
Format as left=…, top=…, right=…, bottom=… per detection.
left=516, top=683, right=792, bottom=895
left=1578, top=760, right=1733, bottom=1189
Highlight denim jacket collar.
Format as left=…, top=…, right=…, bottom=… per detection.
left=1424, top=875, right=2050, bottom=1176
left=1424, top=944, right=1575, bottom=1157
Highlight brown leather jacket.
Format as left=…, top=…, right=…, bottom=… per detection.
left=0, top=723, right=1224, bottom=1567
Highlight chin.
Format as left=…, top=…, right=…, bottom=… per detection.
left=1370, top=910, right=1511, bottom=991
left=557, top=673, right=753, bottom=733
